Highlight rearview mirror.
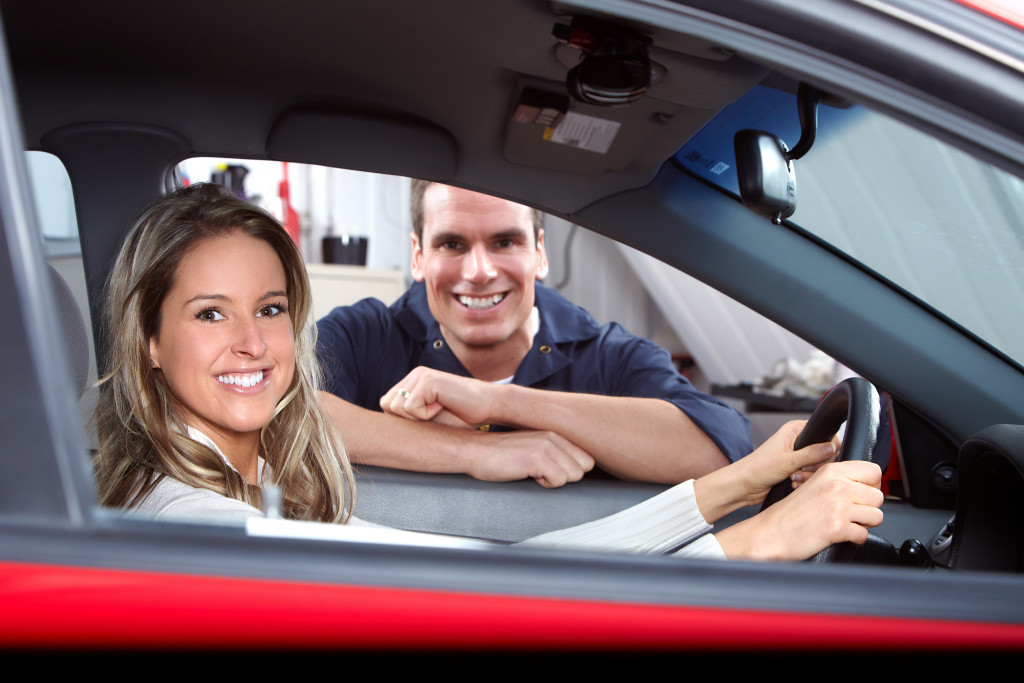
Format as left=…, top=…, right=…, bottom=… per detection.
left=734, top=129, right=796, bottom=223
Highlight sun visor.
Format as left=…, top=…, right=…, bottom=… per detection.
left=267, top=111, right=457, bottom=180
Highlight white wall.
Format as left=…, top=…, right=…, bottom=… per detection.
left=179, top=159, right=413, bottom=276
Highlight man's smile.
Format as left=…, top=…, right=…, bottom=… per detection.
left=457, top=293, right=507, bottom=310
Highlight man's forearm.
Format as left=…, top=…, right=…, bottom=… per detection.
left=493, top=385, right=729, bottom=483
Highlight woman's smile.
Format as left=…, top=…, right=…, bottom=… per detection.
left=216, top=369, right=268, bottom=389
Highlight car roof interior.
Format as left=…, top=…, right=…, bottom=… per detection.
left=6, top=1, right=766, bottom=207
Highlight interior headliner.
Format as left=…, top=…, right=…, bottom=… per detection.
left=1, top=0, right=765, bottom=214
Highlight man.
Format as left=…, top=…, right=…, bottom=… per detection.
left=316, top=181, right=751, bottom=486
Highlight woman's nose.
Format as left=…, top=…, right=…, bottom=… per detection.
left=232, top=317, right=267, bottom=357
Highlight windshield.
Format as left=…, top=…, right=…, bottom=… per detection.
left=676, top=87, right=1024, bottom=367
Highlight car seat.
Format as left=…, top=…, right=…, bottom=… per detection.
left=48, top=263, right=91, bottom=399
left=947, top=424, right=1024, bottom=572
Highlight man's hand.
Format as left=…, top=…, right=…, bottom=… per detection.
left=321, top=390, right=593, bottom=488
left=714, top=459, right=884, bottom=561
left=380, top=367, right=498, bottom=427
left=379, top=370, right=596, bottom=486
left=466, top=430, right=596, bottom=488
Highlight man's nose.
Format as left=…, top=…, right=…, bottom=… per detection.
left=462, top=244, right=497, bottom=282
left=232, top=317, right=267, bottom=357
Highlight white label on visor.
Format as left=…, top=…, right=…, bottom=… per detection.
left=549, top=113, right=621, bottom=154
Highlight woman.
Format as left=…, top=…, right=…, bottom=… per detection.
left=94, top=182, right=353, bottom=525
left=94, top=183, right=883, bottom=561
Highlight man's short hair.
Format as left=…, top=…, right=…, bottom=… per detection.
left=410, top=179, right=543, bottom=245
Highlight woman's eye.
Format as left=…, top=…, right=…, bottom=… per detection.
left=196, top=309, right=225, bottom=322
left=257, top=303, right=287, bottom=318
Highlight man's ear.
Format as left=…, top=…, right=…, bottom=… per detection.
left=535, top=228, right=549, bottom=280
left=409, top=231, right=425, bottom=282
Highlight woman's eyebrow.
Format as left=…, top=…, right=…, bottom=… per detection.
left=184, top=293, right=229, bottom=306
left=182, top=291, right=287, bottom=306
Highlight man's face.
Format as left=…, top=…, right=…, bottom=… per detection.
left=411, top=185, right=548, bottom=363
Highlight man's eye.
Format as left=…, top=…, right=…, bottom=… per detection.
left=496, top=239, right=515, bottom=248
left=196, top=309, right=225, bottom=322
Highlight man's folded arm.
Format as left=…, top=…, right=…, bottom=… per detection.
left=319, top=391, right=595, bottom=488
left=379, top=369, right=735, bottom=483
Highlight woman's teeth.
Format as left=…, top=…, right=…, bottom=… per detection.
left=458, top=293, right=505, bottom=309
left=217, top=370, right=264, bottom=387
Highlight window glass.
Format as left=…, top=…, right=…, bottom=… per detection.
left=26, top=152, right=97, bottom=391
left=27, top=151, right=80, bottom=251
left=675, top=89, right=1024, bottom=366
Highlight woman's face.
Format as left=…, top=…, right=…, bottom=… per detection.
left=148, top=231, right=295, bottom=446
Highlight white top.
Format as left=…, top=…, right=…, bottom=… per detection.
left=127, top=428, right=726, bottom=560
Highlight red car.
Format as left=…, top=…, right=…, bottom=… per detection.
left=1, top=0, right=1024, bottom=653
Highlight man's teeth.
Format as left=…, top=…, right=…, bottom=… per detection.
left=459, top=293, right=505, bottom=309
left=217, top=371, right=264, bottom=387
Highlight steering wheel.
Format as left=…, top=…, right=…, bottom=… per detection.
left=760, top=377, right=895, bottom=563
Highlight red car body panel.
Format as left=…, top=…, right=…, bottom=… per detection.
left=957, top=0, right=1024, bottom=30
left=3, top=561, right=1023, bottom=650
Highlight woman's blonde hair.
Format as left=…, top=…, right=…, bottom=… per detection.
left=93, top=183, right=353, bottom=523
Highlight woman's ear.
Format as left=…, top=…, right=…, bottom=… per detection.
left=149, top=336, right=161, bottom=369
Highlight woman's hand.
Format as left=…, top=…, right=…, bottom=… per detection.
left=714, top=459, right=884, bottom=561
left=694, top=420, right=839, bottom=523
left=736, top=419, right=842, bottom=505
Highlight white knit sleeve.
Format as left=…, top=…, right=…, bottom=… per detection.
left=515, top=479, right=719, bottom=556
left=669, top=532, right=727, bottom=560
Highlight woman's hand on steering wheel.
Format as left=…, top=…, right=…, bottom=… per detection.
left=694, top=420, right=839, bottom=524
left=700, top=378, right=891, bottom=562
left=715, top=459, right=884, bottom=561
left=741, top=419, right=842, bottom=503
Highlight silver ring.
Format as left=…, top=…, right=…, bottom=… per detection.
left=398, top=388, right=410, bottom=399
